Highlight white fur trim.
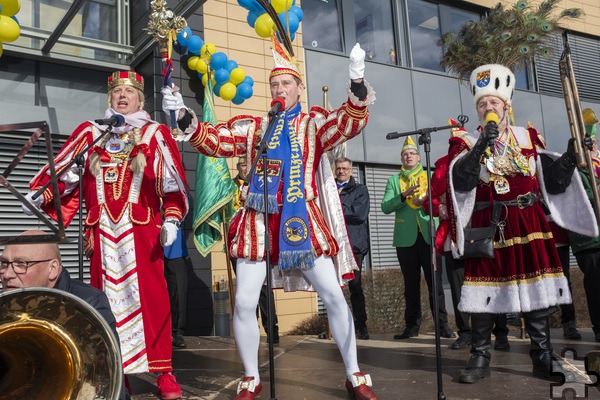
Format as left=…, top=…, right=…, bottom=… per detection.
left=458, top=275, right=572, bottom=314
left=537, top=149, right=598, bottom=237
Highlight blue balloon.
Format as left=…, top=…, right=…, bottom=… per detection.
left=237, top=0, right=254, bottom=10
left=278, top=12, right=299, bottom=35
left=213, top=82, right=224, bottom=96
left=232, top=93, right=245, bottom=105
left=187, top=35, right=204, bottom=55
left=225, top=60, right=239, bottom=72
left=249, top=0, right=264, bottom=13
left=242, top=76, right=254, bottom=87
left=210, top=52, right=228, bottom=70
left=289, top=6, right=303, bottom=22
left=247, top=10, right=262, bottom=28
left=236, top=82, right=253, bottom=100
left=176, top=27, right=193, bottom=47
left=173, top=42, right=187, bottom=55
left=214, top=68, right=230, bottom=84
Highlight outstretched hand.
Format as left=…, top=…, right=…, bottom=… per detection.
left=349, top=43, right=366, bottom=80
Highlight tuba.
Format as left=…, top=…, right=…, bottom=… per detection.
left=559, top=33, right=600, bottom=226
left=0, top=288, right=123, bottom=400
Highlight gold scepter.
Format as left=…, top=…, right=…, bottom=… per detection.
left=147, top=0, right=187, bottom=138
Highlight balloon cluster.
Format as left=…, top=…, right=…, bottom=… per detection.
left=0, top=0, right=21, bottom=57
left=239, top=0, right=303, bottom=41
left=175, top=26, right=254, bottom=104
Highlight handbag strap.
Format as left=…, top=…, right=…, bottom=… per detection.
left=491, top=202, right=502, bottom=225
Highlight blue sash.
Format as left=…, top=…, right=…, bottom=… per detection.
left=246, top=103, right=314, bottom=270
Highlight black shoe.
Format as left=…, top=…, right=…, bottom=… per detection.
left=459, top=366, right=490, bottom=384
left=172, top=332, right=186, bottom=348
left=494, top=336, right=510, bottom=351
left=356, top=327, right=370, bottom=340
left=394, top=328, right=418, bottom=340
left=317, top=331, right=329, bottom=340
left=450, top=334, right=471, bottom=349
left=440, top=324, right=456, bottom=339
left=532, top=358, right=575, bottom=383
left=562, top=323, right=582, bottom=340
left=267, top=335, right=280, bottom=346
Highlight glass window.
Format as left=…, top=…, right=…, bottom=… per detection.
left=301, top=0, right=343, bottom=52
left=407, top=0, right=442, bottom=71
left=353, top=0, right=397, bottom=65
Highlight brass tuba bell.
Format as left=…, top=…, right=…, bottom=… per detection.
left=0, top=288, right=123, bottom=400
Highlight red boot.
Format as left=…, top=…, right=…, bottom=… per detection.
left=156, top=372, right=182, bottom=399
left=345, top=372, right=378, bottom=400
left=235, top=376, right=263, bottom=400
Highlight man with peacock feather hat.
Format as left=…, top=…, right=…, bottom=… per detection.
left=439, top=0, right=597, bottom=384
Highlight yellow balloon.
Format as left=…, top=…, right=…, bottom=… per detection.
left=196, top=58, right=208, bottom=74
left=254, top=14, right=274, bottom=38
left=187, top=56, right=199, bottom=71
left=271, top=0, right=292, bottom=14
left=219, top=82, right=236, bottom=101
left=200, top=43, right=217, bottom=61
left=201, top=72, right=215, bottom=87
left=0, top=0, right=20, bottom=16
left=229, top=68, right=246, bottom=85
left=0, top=15, right=19, bottom=43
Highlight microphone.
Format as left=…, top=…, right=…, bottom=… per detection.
left=268, top=98, right=285, bottom=117
left=94, top=114, right=126, bottom=127
left=484, top=111, right=499, bottom=151
left=386, top=131, right=403, bottom=140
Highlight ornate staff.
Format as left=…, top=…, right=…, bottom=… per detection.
left=147, top=0, right=187, bottom=137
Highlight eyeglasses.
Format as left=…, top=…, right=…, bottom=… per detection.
left=402, top=152, right=418, bottom=157
left=336, top=167, right=351, bottom=171
left=0, top=259, right=53, bottom=275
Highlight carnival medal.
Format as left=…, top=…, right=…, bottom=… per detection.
left=104, top=167, right=118, bottom=184
left=106, top=135, right=126, bottom=154
left=493, top=176, right=510, bottom=195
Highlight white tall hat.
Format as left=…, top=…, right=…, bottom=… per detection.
left=469, top=64, right=515, bottom=106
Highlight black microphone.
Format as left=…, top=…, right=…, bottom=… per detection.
left=94, top=114, right=126, bottom=127
left=484, top=111, right=499, bottom=151
left=386, top=131, right=403, bottom=140
left=268, top=97, right=286, bottom=117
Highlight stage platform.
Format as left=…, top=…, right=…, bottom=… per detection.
left=129, top=328, right=600, bottom=399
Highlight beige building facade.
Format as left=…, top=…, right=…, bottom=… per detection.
left=199, top=0, right=600, bottom=336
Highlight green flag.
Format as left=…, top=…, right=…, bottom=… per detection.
left=192, top=78, right=235, bottom=256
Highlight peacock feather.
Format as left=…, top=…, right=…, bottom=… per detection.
left=438, top=0, right=582, bottom=79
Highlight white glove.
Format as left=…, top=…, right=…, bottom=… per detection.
left=161, top=86, right=185, bottom=116
left=22, top=191, right=43, bottom=216
left=349, top=43, right=366, bottom=80
left=160, top=219, right=179, bottom=247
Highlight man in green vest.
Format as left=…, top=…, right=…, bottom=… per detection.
left=381, top=136, right=453, bottom=340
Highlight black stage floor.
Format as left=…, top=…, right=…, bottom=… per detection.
left=129, top=328, right=600, bottom=400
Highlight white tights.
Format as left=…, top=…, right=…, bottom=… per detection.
left=233, top=256, right=360, bottom=384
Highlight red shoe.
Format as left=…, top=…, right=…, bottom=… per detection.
left=156, top=372, right=183, bottom=400
left=235, top=376, right=263, bottom=400
left=345, top=372, right=378, bottom=400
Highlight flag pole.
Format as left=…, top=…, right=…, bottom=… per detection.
left=220, top=206, right=236, bottom=315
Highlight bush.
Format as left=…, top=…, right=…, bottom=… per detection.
left=288, top=266, right=592, bottom=335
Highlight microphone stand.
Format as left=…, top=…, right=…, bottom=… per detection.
left=386, top=115, right=468, bottom=400
left=32, top=122, right=118, bottom=280
left=245, top=110, right=280, bottom=400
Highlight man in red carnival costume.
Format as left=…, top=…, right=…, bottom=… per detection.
left=447, top=63, right=597, bottom=384
left=162, top=37, right=378, bottom=400
left=24, top=71, right=189, bottom=400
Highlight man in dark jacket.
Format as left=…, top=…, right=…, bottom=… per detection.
left=335, top=157, right=371, bottom=339
left=0, top=230, right=129, bottom=399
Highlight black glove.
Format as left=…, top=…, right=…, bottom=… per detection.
left=452, top=133, right=489, bottom=192
left=350, top=80, right=367, bottom=101
left=584, top=134, right=594, bottom=151
left=481, top=121, right=499, bottom=148
left=543, top=138, right=577, bottom=194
